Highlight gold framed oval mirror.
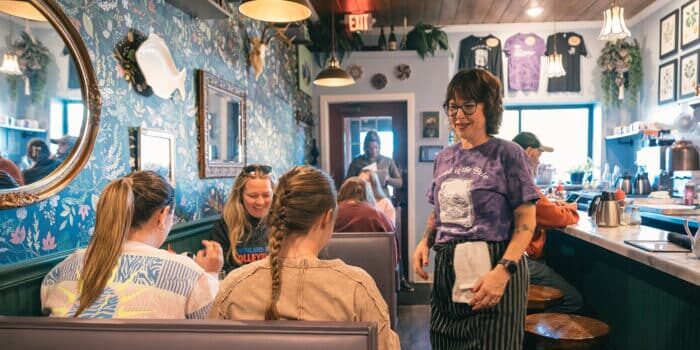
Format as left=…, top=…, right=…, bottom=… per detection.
left=0, top=0, right=101, bottom=208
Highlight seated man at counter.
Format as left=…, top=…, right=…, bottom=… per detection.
left=50, top=135, right=78, bottom=162
left=513, top=131, right=584, bottom=314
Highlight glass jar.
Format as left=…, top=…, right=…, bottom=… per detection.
left=685, top=182, right=696, bottom=205
left=629, top=206, right=642, bottom=225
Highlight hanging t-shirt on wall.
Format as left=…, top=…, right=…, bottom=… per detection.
left=504, top=33, right=546, bottom=91
left=458, top=35, right=503, bottom=83
left=545, top=32, right=587, bottom=92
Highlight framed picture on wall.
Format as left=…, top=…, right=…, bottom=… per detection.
left=419, top=145, right=443, bottom=162
left=659, top=60, right=678, bottom=104
left=660, top=9, right=679, bottom=59
left=680, top=50, right=700, bottom=99
left=681, top=0, right=700, bottom=49
left=297, top=45, right=313, bottom=96
left=422, top=111, right=439, bottom=138
left=137, top=128, right=176, bottom=185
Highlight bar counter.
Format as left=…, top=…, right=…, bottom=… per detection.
left=545, top=211, right=699, bottom=350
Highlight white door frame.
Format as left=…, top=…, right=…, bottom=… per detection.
left=319, top=93, right=421, bottom=282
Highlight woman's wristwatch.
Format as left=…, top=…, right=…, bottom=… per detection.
left=497, top=258, right=517, bottom=274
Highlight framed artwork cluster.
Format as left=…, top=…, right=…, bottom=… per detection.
left=659, top=0, right=700, bottom=104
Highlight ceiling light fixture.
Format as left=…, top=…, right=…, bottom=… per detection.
left=546, top=0, right=566, bottom=78
left=314, top=0, right=354, bottom=87
left=0, top=1, right=47, bottom=22
left=239, top=0, right=312, bottom=23
left=598, top=0, right=631, bottom=41
left=526, top=1, right=544, bottom=17
left=0, top=13, right=22, bottom=76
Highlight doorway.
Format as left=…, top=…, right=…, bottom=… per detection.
left=328, top=101, right=409, bottom=277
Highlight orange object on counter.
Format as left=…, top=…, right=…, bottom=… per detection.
left=614, top=188, right=626, bottom=201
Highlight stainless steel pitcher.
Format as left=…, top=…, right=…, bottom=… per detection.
left=587, top=191, right=620, bottom=227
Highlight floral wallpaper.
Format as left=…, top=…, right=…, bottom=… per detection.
left=0, top=0, right=313, bottom=265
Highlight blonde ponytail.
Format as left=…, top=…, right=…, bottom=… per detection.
left=75, top=177, right=134, bottom=317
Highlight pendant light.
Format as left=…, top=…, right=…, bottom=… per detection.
left=0, top=1, right=47, bottom=22
left=239, top=0, right=312, bottom=23
left=598, top=0, right=631, bottom=41
left=0, top=13, right=22, bottom=76
left=546, top=0, right=566, bottom=78
left=313, top=0, right=354, bottom=87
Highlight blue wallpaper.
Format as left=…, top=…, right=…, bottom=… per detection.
left=0, top=0, right=312, bottom=265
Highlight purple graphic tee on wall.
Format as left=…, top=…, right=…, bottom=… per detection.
left=426, top=138, right=539, bottom=244
left=504, top=33, right=546, bottom=91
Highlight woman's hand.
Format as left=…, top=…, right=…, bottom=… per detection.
left=195, top=240, right=224, bottom=273
left=412, top=238, right=431, bottom=280
left=469, top=266, right=510, bottom=311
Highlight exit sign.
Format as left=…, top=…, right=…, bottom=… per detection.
left=345, top=13, right=372, bottom=32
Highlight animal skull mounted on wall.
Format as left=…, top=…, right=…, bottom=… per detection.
left=249, top=23, right=293, bottom=80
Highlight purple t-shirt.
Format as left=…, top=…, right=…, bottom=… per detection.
left=504, top=33, right=545, bottom=91
left=427, top=138, right=539, bottom=243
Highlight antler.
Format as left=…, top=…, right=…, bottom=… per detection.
left=261, top=23, right=293, bottom=46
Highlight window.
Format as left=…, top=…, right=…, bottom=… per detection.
left=500, top=105, right=595, bottom=182
left=49, top=99, right=83, bottom=152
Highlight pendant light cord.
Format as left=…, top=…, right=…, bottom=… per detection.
left=553, top=0, right=558, bottom=55
left=331, top=0, right=336, bottom=61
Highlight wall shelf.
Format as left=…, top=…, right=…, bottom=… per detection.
left=605, top=130, right=643, bottom=140
left=164, top=0, right=230, bottom=19
left=0, top=124, right=46, bottom=133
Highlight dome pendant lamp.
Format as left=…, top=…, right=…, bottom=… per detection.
left=239, top=0, right=312, bottom=23
left=313, top=0, right=354, bottom=87
left=598, top=0, right=631, bottom=41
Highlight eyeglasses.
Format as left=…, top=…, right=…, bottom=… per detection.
left=443, top=101, right=477, bottom=117
left=243, top=164, right=272, bottom=174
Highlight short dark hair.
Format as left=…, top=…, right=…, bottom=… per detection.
left=363, top=130, right=381, bottom=151
left=444, top=69, right=503, bottom=135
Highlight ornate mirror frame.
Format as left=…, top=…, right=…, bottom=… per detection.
left=197, top=70, right=246, bottom=178
left=0, top=0, right=101, bottom=208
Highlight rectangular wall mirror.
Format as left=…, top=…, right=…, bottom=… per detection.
left=197, top=70, right=246, bottom=178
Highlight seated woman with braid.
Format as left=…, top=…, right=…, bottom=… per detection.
left=209, top=166, right=399, bottom=350
left=41, top=171, right=223, bottom=319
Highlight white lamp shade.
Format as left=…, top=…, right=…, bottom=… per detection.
left=598, top=5, right=631, bottom=41
left=546, top=53, right=566, bottom=78
left=0, top=1, right=47, bottom=22
left=239, top=0, right=311, bottom=23
left=0, top=52, right=22, bottom=75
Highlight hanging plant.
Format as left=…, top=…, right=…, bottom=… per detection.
left=597, top=39, right=642, bottom=108
left=307, top=15, right=362, bottom=68
left=6, top=31, right=52, bottom=105
left=405, top=22, right=448, bottom=59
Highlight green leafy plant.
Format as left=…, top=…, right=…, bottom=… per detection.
left=405, top=22, right=448, bottom=59
left=6, top=31, right=52, bottom=105
left=597, top=39, right=642, bottom=108
left=307, top=15, right=362, bottom=68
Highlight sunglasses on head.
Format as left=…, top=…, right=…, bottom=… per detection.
left=244, top=164, right=272, bottom=174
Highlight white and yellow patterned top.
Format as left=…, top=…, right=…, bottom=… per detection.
left=41, top=240, right=218, bottom=319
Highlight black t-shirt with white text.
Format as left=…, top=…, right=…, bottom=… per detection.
left=458, top=34, right=503, bottom=84
left=545, top=32, right=587, bottom=92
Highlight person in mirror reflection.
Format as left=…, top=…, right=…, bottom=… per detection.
left=346, top=130, right=402, bottom=196
left=50, top=135, right=78, bottom=162
left=512, top=131, right=583, bottom=314
left=22, top=138, right=60, bottom=185
left=0, top=170, right=20, bottom=189
left=0, top=155, right=23, bottom=186
left=211, top=164, right=276, bottom=274
left=209, top=166, right=399, bottom=350
left=41, top=170, right=223, bottom=319
left=412, top=69, right=539, bottom=349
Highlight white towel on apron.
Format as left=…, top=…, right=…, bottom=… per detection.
left=452, top=241, right=492, bottom=304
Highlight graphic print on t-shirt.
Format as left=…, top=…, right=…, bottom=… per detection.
left=438, top=178, right=475, bottom=229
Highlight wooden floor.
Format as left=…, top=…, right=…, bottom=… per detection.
left=397, top=304, right=431, bottom=349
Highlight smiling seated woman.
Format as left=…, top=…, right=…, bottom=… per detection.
left=41, top=171, right=223, bottom=319
left=211, top=164, right=276, bottom=273
left=209, top=166, right=399, bottom=350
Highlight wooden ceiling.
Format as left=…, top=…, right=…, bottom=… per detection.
left=308, top=0, right=656, bottom=26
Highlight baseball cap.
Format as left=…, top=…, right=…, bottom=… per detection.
left=512, top=132, right=554, bottom=152
left=50, top=135, right=78, bottom=146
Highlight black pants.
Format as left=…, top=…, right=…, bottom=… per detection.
left=430, top=240, right=528, bottom=350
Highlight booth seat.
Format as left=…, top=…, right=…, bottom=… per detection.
left=320, top=232, right=398, bottom=329
left=0, top=316, right=377, bottom=350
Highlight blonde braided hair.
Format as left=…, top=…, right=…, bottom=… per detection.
left=263, top=166, right=337, bottom=320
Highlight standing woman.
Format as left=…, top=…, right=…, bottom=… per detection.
left=413, top=69, right=539, bottom=349
left=41, top=171, right=223, bottom=319
left=210, top=166, right=399, bottom=350
left=211, top=164, right=276, bottom=273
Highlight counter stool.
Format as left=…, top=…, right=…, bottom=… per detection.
left=524, top=313, right=610, bottom=350
left=528, top=285, right=564, bottom=313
